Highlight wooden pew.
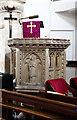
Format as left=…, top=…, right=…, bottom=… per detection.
left=39, top=91, right=77, bottom=105
left=0, top=89, right=77, bottom=120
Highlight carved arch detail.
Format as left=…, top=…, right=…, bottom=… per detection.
left=21, top=52, right=43, bottom=85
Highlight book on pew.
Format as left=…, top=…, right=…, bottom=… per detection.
left=47, top=91, right=65, bottom=96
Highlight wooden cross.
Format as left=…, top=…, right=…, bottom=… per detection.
left=27, top=21, right=36, bottom=34
left=4, top=12, right=17, bottom=38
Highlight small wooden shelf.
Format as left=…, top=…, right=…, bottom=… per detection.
left=66, top=61, right=77, bottom=67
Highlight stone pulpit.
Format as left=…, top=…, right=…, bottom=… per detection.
left=8, top=38, right=70, bottom=91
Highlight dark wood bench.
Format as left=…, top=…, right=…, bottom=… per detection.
left=39, top=91, right=77, bottom=105
left=0, top=89, right=77, bottom=120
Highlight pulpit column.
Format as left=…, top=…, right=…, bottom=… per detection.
left=45, top=49, right=49, bottom=81
left=16, top=49, right=21, bottom=86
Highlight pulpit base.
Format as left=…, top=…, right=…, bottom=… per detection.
left=15, top=84, right=45, bottom=92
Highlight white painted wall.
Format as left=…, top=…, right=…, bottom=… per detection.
left=51, top=0, right=76, bottom=13
left=66, top=67, right=76, bottom=84
left=75, top=2, right=77, bottom=60
left=50, top=1, right=76, bottom=61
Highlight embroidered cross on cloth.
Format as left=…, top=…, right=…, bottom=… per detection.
left=23, top=21, right=40, bottom=38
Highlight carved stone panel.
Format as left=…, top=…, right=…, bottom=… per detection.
left=21, top=53, right=42, bottom=85
left=49, top=50, right=66, bottom=79
left=15, top=49, right=46, bottom=90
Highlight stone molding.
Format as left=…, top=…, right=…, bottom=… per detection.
left=0, top=0, right=26, bottom=11
left=8, top=38, right=70, bottom=50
